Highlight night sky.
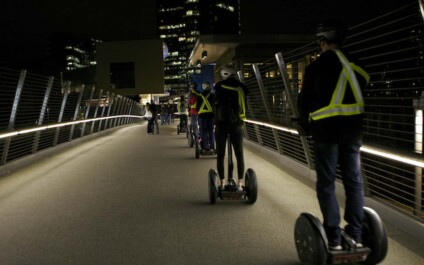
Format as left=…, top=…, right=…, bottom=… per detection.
left=0, top=0, right=158, bottom=70
left=0, top=0, right=411, bottom=71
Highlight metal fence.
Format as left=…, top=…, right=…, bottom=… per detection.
left=241, top=1, right=424, bottom=222
left=0, top=68, right=144, bottom=165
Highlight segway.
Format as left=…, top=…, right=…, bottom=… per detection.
left=208, top=139, right=258, bottom=204
left=195, top=134, right=216, bottom=159
left=294, top=207, right=388, bottom=265
left=177, top=116, right=187, bottom=135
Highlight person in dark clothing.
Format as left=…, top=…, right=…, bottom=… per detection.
left=150, top=100, right=159, bottom=134
left=196, top=82, right=215, bottom=151
left=178, top=95, right=188, bottom=131
left=144, top=102, right=154, bottom=134
left=297, top=21, right=370, bottom=251
left=214, top=66, right=248, bottom=191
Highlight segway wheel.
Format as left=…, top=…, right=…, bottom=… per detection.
left=294, top=213, right=327, bottom=265
left=208, top=169, right=218, bottom=204
left=360, top=207, right=388, bottom=265
left=195, top=145, right=200, bottom=159
left=188, top=132, right=193, bottom=147
left=244, top=168, right=258, bottom=204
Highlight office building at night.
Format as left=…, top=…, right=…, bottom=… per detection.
left=157, top=0, right=240, bottom=95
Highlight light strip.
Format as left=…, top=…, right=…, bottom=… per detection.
left=0, top=115, right=143, bottom=140
left=244, top=119, right=424, bottom=168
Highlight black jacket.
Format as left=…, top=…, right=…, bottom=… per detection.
left=298, top=48, right=368, bottom=143
left=214, top=76, right=248, bottom=126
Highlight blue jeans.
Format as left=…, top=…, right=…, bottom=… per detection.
left=190, top=115, right=199, bottom=139
left=313, top=140, right=364, bottom=245
left=198, top=116, right=214, bottom=150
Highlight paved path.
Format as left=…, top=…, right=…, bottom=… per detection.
left=0, top=123, right=422, bottom=265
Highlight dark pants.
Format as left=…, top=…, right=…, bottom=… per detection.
left=215, top=124, right=244, bottom=180
left=198, top=116, right=214, bottom=150
left=313, top=139, right=364, bottom=245
left=179, top=114, right=187, bottom=130
left=147, top=119, right=154, bottom=134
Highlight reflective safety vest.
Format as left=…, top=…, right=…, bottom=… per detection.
left=309, top=49, right=370, bottom=121
left=198, top=93, right=213, bottom=114
left=189, top=91, right=200, bottom=110
left=221, top=84, right=247, bottom=121
left=178, top=102, right=187, bottom=114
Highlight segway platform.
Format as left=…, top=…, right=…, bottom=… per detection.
left=294, top=207, right=388, bottom=265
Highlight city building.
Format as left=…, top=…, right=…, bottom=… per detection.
left=157, top=0, right=240, bottom=95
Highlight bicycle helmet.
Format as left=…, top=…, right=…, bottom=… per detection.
left=219, top=66, right=236, bottom=80
left=316, top=20, right=346, bottom=44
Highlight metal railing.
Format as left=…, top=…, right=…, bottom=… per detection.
left=241, top=1, right=424, bottom=223
left=0, top=68, right=144, bottom=165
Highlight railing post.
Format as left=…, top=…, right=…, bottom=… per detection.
left=275, top=52, right=313, bottom=168
left=81, top=85, right=95, bottom=137
left=32, top=76, right=54, bottom=153
left=98, top=91, right=109, bottom=131
left=53, top=81, right=70, bottom=147
left=69, top=85, right=85, bottom=141
left=237, top=71, right=250, bottom=140
left=252, top=63, right=283, bottom=153
left=1, top=70, right=27, bottom=165
left=104, top=93, right=115, bottom=129
left=91, top=88, right=103, bottom=134
left=113, top=96, right=123, bottom=127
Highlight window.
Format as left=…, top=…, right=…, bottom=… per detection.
left=110, top=62, right=135, bottom=89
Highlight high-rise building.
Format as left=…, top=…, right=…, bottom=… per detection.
left=157, top=0, right=241, bottom=95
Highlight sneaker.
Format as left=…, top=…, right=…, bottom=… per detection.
left=329, top=244, right=343, bottom=251
left=355, top=243, right=364, bottom=248
left=237, top=184, right=243, bottom=191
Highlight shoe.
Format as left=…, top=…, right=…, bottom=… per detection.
left=237, top=184, right=243, bottom=191
left=329, top=244, right=343, bottom=251
left=355, top=243, right=364, bottom=248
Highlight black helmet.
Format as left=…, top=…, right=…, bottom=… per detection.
left=315, top=20, right=346, bottom=44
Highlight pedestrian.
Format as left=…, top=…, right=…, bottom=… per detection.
left=197, top=82, right=215, bottom=151
left=150, top=99, right=159, bottom=134
left=144, top=102, right=154, bottom=134
left=214, top=66, right=248, bottom=191
left=297, top=20, right=370, bottom=251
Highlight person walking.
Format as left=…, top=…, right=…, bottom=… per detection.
left=197, top=82, right=215, bottom=151
left=150, top=100, right=159, bottom=134
left=213, top=66, right=248, bottom=191
left=297, top=21, right=370, bottom=250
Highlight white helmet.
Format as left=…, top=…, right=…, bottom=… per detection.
left=220, top=67, right=236, bottom=80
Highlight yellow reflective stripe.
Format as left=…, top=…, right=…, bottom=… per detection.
left=198, top=94, right=213, bottom=114
left=310, top=50, right=368, bottom=121
left=221, top=85, right=247, bottom=120
left=310, top=104, right=364, bottom=120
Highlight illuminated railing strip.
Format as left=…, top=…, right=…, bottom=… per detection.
left=0, top=115, right=143, bottom=140
left=244, top=119, right=424, bottom=169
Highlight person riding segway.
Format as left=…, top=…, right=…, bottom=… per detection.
left=195, top=82, right=216, bottom=158
left=208, top=65, right=257, bottom=204
left=293, top=20, right=388, bottom=264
